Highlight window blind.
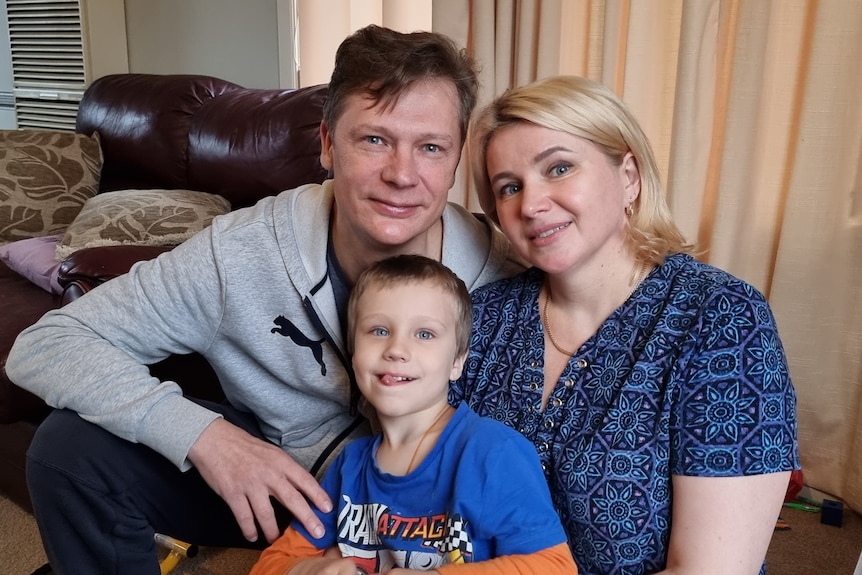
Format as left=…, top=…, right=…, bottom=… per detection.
left=7, top=0, right=85, bottom=131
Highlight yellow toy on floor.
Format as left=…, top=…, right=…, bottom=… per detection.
left=156, top=533, right=198, bottom=574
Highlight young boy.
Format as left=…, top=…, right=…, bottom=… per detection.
left=251, top=255, right=577, bottom=575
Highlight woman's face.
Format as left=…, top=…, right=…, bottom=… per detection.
left=485, top=122, right=639, bottom=277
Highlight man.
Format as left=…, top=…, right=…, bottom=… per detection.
left=7, top=25, right=522, bottom=575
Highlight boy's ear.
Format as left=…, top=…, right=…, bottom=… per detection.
left=449, top=351, right=468, bottom=381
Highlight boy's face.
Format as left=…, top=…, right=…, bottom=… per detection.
left=351, top=280, right=466, bottom=420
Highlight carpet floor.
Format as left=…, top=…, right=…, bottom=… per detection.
left=2, top=491, right=860, bottom=574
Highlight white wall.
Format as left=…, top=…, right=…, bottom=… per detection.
left=124, top=0, right=287, bottom=89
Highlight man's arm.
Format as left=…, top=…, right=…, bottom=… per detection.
left=6, top=241, right=225, bottom=468
left=7, top=232, right=332, bottom=542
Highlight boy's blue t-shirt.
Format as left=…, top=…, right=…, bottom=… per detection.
left=294, top=402, right=567, bottom=573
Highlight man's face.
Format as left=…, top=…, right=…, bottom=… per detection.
left=321, top=78, right=462, bottom=256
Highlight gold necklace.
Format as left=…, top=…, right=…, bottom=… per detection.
left=542, top=260, right=650, bottom=357
left=542, top=291, right=577, bottom=356
left=405, top=404, right=452, bottom=474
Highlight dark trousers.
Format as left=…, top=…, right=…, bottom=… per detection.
left=26, top=402, right=291, bottom=575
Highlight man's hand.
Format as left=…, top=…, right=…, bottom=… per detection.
left=188, top=418, right=332, bottom=543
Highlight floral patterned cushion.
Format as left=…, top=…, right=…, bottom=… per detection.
left=0, top=130, right=103, bottom=245
left=56, top=189, right=231, bottom=259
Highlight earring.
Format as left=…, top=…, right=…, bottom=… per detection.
left=625, top=204, right=634, bottom=216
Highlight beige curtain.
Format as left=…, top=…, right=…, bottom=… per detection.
left=296, top=0, right=433, bottom=86
left=434, top=0, right=862, bottom=514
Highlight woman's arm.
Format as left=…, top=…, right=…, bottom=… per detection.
left=661, top=473, right=790, bottom=574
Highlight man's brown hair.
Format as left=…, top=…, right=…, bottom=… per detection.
left=323, top=25, right=479, bottom=144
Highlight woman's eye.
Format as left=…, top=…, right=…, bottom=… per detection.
left=371, top=327, right=389, bottom=336
left=417, top=330, right=434, bottom=340
left=498, top=182, right=521, bottom=197
left=550, top=163, right=571, bottom=177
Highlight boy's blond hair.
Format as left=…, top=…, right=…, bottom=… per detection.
left=347, top=255, right=472, bottom=356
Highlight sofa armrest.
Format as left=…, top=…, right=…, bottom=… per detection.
left=58, top=245, right=174, bottom=304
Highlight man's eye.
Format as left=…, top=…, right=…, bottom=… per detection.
left=366, top=136, right=383, bottom=145
left=423, top=143, right=440, bottom=153
left=416, top=330, right=434, bottom=340
left=371, top=327, right=388, bottom=336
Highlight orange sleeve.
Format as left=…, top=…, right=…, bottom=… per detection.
left=249, top=526, right=326, bottom=575
left=435, top=543, right=577, bottom=575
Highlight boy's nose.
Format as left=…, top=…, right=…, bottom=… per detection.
left=384, top=337, right=409, bottom=362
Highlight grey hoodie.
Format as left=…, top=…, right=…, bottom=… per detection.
left=7, top=181, right=523, bottom=476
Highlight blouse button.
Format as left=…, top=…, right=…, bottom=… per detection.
left=529, top=382, right=540, bottom=391
left=564, top=379, right=575, bottom=388
left=530, top=361, right=539, bottom=368
left=577, top=358, right=588, bottom=369
left=528, top=404, right=535, bottom=412
left=544, top=418, right=554, bottom=429
left=552, top=397, right=563, bottom=408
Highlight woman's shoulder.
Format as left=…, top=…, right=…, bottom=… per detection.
left=662, top=253, right=768, bottom=303
left=471, top=266, right=543, bottom=303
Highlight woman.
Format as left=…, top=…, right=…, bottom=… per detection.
left=452, top=76, right=799, bottom=574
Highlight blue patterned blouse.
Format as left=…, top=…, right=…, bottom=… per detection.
left=451, top=253, right=799, bottom=575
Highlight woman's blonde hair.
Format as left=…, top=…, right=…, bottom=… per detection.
left=469, top=75, right=694, bottom=263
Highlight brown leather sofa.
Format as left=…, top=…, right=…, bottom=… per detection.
left=0, top=73, right=330, bottom=512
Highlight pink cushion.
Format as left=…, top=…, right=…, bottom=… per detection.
left=0, top=234, right=64, bottom=294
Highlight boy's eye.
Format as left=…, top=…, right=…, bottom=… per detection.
left=416, top=330, right=434, bottom=340
left=371, top=327, right=389, bottom=336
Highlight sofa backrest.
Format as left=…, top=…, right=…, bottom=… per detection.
left=76, top=73, right=330, bottom=209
